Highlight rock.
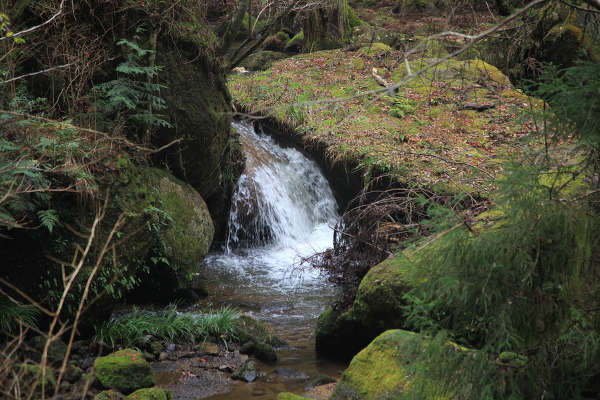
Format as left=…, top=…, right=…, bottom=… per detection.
left=316, top=257, right=416, bottom=358
left=308, top=374, right=337, bottom=387
left=64, top=362, right=84, bottom=383
left=274, top=368, right=309, bottom=380
left=93, top=349, right=156, bottom=394
left=58, top=380, right=71, bottom=393
left=165, top=343, right=176, bottom=352
left=232, top=361, right=258, bottom=382
left=330, top=329, right=478, bottom=400
left=94, top=389, right=124, bottom=400
left=15, top=363, right=56, bottom=398
left=253, top=341, right=277, bottom=363
left=277, top=393, right=312, bottom=400
left=149, top=341, right=164, bottom=357
left=202, top=342, right=220, bottom=356
left=81, top=357, right=95, bottom=370
left=239, top=341, right=254, bottom=355
left=124, top=388, right=170, bottom=400
left=31, top=336, right=68, bottom=365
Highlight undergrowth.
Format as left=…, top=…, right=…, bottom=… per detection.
left=94, top=304, right=241, bottom=348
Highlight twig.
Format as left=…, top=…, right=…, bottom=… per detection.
left=0, top=0, right=66, bottom=41
left=0, top=64, right=73, bottom=85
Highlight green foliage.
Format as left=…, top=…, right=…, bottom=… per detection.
left=387, top=95, right=416, bottom=118
left=0, top=300, right=38, bottom=332
left=396, top=61, right=600, bottom=399
left=94, top=304, right=240, bottom=348
left=92, top=29, right=172, bottom=133
left=531, top=61, right=600, bottom=150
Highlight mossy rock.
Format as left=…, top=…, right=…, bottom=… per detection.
left=285, top=31, right=305, bottom=53
left=95, top=389, right=125, bottom=400
left=352, top=26, right=405, bottom=48
left=151, top=168, right=214, bottom=273
left=241, top=51, right=290, bottom=71
left=15, top=363, right=56, bottom=397
left=330, top=330, right=453, bottom=400
left=316, top=257, right=416, bottom=358
left=94, top=349, right=156, bottom=394
left=543, top=23, right=600, bottom=67
left=124, top=388, right=170, bottom=400
left=277, top=393, right=312, bottom=400
left=31, top=336, right=68, bottom=365
left=233, top=314, right=286, bottom=347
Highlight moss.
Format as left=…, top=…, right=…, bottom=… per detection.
left=151, top=168, right=214, bottom=273
left=241, top=51, right=290, bottom=71
left=316, top=257, right=417, bottom=358
left=15, top=363, right=56, bottom=397
left=331, top=330, right=458, bottom=400
left=543, top=23, right=600, bottom=67
left=94, top=349, right=156, bottom=394
left=330, top=330, right=413, bottom=399
left=124, top=388, right=170, bottom=400
left=285, top=31, right=305, bottom=52
left=95, top=390, right=125, bottom=400
left=277, top=393, right=312, bottom=400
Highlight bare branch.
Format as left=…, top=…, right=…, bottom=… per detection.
left=0, top=63, right=72, bottom=85
left=0, top=0, right=66, bottom=41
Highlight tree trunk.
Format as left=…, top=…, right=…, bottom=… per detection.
left=302, top=0, right=357, bottom=51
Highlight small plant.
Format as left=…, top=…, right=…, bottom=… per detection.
left=387, top=96, right=416, bottom=118
left=92, top=27, right=172, bottom=142
left=94, top=304, right=241, bottom=348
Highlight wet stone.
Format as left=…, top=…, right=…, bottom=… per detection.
left=274, top=368, right=309, bottom=380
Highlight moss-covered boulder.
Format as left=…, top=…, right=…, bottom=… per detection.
left=330, top=330, right=445, bottom=400
left=241, top=51, right=291, bottom=71
left=124, top=388, right=171, bottom=400
left=94, top=349, right=156, bottom=394
left=351, top=26, right=405, bottom=48
left=15, top=363, right=56, bottom=398
left=94, top=389, right=125, bottom=400
left=276, top=393, right=312, bottom=400
left=316, top=257, right=416, bottom=357
left=153, top=168, right=214, bottom=271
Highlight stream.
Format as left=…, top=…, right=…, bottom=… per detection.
left=193, top=120, right=346, bottom=399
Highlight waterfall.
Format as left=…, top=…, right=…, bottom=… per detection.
left=226, top=120, right=339, bottom=255
left=196, top=121, right=346, bottom=393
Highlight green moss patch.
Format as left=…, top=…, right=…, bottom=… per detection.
left=94, top=349, right=156, bottom=394
left=229, top=45, right=545, bottom=193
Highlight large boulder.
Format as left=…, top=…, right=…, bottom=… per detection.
left=124, top=388, right=170, bottom=400
left=94, top=349, right=156, bottom=394
left=316, top=257, right=416, bottom=358
left=330, top=330, right=449, bottom=400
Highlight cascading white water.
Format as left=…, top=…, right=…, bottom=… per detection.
left=196, top=120, right=345, bottom=398
left=226, top=120, right=339, bottom=253
left=199, top=119, right=341, bottom=318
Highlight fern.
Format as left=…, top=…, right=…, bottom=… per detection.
left=37, top=209, right=59, bottom=233
left=92, top=30, right=172, bottom=131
